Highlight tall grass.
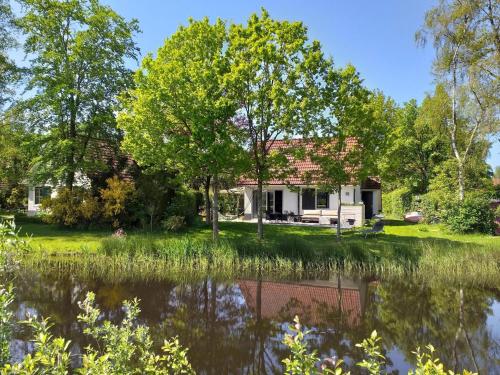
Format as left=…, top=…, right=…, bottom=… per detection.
left=20, top=234, right=500, bottom=285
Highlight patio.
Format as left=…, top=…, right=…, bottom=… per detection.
left=220, top=215, right=359, bottom=230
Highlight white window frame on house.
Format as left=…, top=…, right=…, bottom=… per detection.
left=267, top=190, right=274, bottom=213
left=302, top=188, right=330, bottom=210
left=34, top=186, right=51, bottom=205
left=316, top=190, right=329, bottom=209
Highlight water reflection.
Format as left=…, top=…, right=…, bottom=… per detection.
left=7, top=269, right=500, bottom=374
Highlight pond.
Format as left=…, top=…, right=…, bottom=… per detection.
left=7, top=267, right=500, bottom=374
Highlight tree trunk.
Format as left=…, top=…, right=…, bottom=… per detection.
left=336, top=185, right=342, bottom=240
left=204, top=176, right=212, bottom=225
left=257, top=179, right=264, bottom=240
left=457, top=161, right=465, bottom=201
left=450, top=57, right=465, bottom=201
left=212, top=174, right=219, bottom=242
left=66, top=96, right=78, bottom=190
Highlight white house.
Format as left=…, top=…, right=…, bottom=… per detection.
left=27, top=173, right=91, bottom=216
left=237, top=140, right=382, bottom=227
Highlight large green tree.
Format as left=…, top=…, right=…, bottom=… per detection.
left=17, top=0, right=139, bottom=189
left=418, top=0, right=500, bottom=200
left=226, top=9, right=326, bottom=239
left=379, top=90, right=449, bottom=194
left=302, top=65, right=381, bottom=239
left=0, top=0, right=18, bottom=107
left=118, top=18, right=244, bottom=241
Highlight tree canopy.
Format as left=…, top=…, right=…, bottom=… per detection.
left=118, top=18, right=245, bottom=240
left=0, top=0, right=18, bottom=107
left=226, top=9, right=328, bottom=239
left=17, top=0, right=140, bottom=188
left=417, top=0, right=499, bottom=200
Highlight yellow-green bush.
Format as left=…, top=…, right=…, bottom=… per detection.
left=41, top=188, right=101, bottom=227
left=100, top=176, right=136, bottom=228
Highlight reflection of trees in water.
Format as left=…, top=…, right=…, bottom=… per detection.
left=367, top=279, right=500, bottom=374
left=7, top=269, right=500, bottom=374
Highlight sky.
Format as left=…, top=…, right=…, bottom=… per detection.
left=12, top=0, right=500, bottom=168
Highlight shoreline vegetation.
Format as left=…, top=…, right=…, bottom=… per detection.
left=15, top=219, right=500, bottom=285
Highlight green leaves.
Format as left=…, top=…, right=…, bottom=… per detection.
left=118, top=17, right=243, bottom=179
left=17, top=0, right=140, bottom=187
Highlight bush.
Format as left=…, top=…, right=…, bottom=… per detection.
left=443, top=194, right=495, bottom=234
left=162, top=215, right=186, bottom=232
left=5, top=186, right=27, bottom=211
left=411, top=193, right=445, bottom=224
left=100, top=176, right=136, bottom=228
left=0, top=291, right=195, bottom=374
left=165, top=190, right=197, bottom=225
left=41, top=188, right=102, bottom=227
left=283, top=316, right=474, bottom=375
left=382, top=187, right=412, bottom=218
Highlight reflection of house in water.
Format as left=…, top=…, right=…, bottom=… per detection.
left=238, top=278, right=369, bottom=327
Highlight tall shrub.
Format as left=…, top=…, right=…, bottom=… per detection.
left=443, top=194, right=495, bottom=234
left=382, top=187, right=412, bottom=217
left=100, top=176, right=136, bottom=228
left=41, top=188, right=101, bottom=227
left=165, top=189, right=198, bottom=226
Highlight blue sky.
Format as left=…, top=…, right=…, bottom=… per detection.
left=14, top=0, right=500, bottom=168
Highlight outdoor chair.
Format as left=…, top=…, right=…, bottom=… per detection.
left=362, top=221, right=385, bottom=238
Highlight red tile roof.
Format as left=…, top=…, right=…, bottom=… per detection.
left=238, top=138, right=362, bottom=186
left=85, top=139, right=136, bottom=182
left=361, top=176, right=381, bottom=190
left=238, top=280, right=362, bottom=327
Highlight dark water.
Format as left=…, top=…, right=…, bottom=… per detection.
left=7, top=269, right=500, bottom=374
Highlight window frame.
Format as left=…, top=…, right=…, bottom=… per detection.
left=316, top=190, right=329, bottom=209
left=34, top=186, right=51, bottom=205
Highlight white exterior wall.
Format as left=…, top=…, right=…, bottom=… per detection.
left=373, top=189, right=381, bottom=214
left=27, top=172, right=91, bottom=215
left=283, top=188, right=299, bottom=214
left=243, top=187, right=253, bottom=219
left=328, top=185, right=361, bottom=210
left=27, top=185, right=57, bottom=215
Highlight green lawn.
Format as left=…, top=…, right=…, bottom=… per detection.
left=17, top=219, right=499, bottom=253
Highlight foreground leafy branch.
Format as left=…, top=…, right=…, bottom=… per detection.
left=282, top=316, right=477, bottom=375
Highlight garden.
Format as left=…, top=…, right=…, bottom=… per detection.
left=0, top=0, right=499, bottom=373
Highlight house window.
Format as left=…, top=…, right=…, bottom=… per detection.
left=302, top=188, right=315, bottom=210
left=267, top=191, right=274, bottom=213
left=316, top=191, right=329, bottom=209
left=35, top=186, right=51, bottom=205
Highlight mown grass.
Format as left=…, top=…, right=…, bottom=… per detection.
left=15, top=218, right=500, bottom=285
left=17, top=218, right=499, bottom=252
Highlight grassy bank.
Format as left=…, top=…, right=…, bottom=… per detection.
left=14, top=219, right=500, bottom=285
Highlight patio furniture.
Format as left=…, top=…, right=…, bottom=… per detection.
left=302, top=209, right=339, bottom=224
left=362, top=221, right=385, bottom=238
left=301, top=209, right=321, bottom=223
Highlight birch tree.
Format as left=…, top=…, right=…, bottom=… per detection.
left=418, top=0, right=500, bottom=200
